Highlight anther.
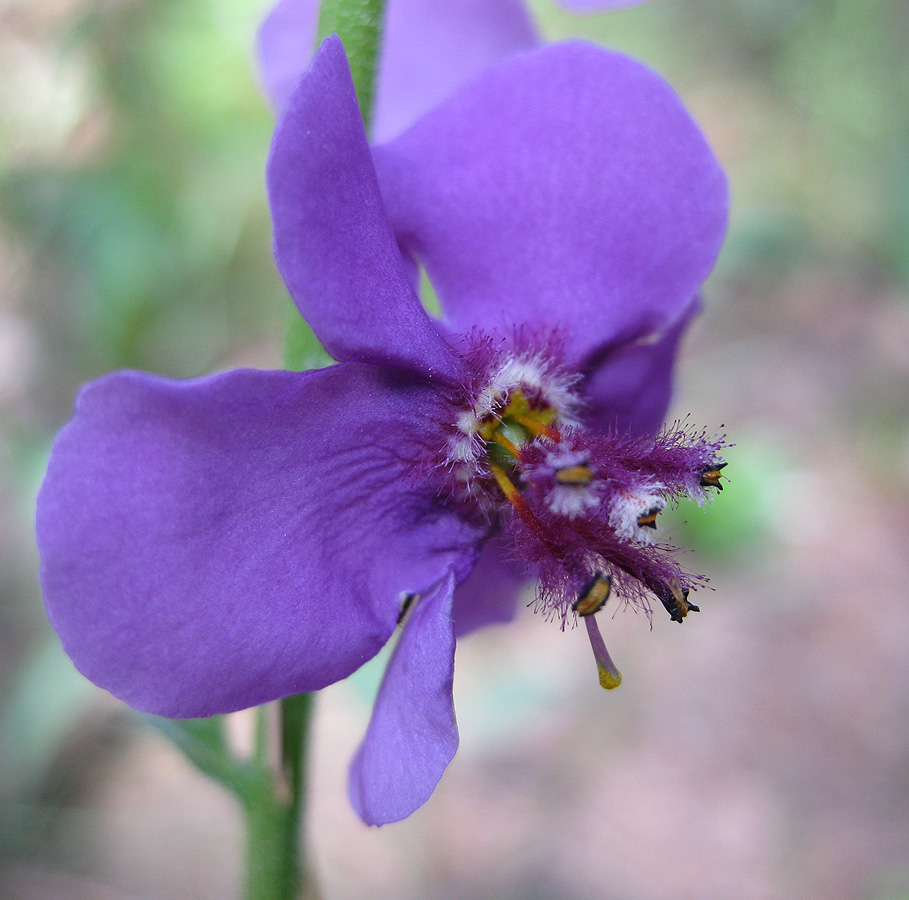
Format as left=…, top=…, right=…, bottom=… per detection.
left=555, top=463, right=595, bottom=486
left=572, top=572, right=613, bottom=617
left=584, top=615, right=622, bottom=690
left=699, top=461, right=727, bottom=491
left=397, top=592, right=418, bottom=625
left=636, top=505, right=662, bottom=529
left=660, top=577, right=699, bottom=623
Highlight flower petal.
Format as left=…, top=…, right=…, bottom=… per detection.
left=374, top=41, right=728, bottom=368
left=256, top=0, right=318, bottom=114
left=267, top=36, right=463, bottom=383
left=374, top=0, right=537, bottom=142
left=452, top=536, right=528, bottom=638
left=582, top=297, right=701, bottom=438
left=256, top=0, right=537, bottom=141
left=37, top=365, right=481, bottom=717
left=348, top=570, right=459, bottom=826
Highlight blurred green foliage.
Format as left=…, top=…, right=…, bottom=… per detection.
left=1, top=0, right=286, bottom=382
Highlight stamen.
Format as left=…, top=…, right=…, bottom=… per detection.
left=584, top=615, right=622, bottom=690
left=510, top=412, right=561, bottom=443
left=700, top=461, right=727, bottom=491
left=491, top=430, right=520, bottom=458
left=555, top=463, right=594, bottom=486
left=488, top=460, right=550, bottom=541
left=572, top=572, right=613, bottom=616
left=488, top=460, right=523, bottom=505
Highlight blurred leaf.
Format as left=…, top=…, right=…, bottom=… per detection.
left=0, top=636, right=98, bottom=799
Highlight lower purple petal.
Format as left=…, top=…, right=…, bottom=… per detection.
left=348, top=570, right=459, bottom=826
left=581, top=299, right=701, bottom=438
left=452, top=536, right=528, bottom=638
left=37, top=365, right=481, bottom=717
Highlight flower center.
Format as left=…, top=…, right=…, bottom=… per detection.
left=441, top=342, right=727, bottom=690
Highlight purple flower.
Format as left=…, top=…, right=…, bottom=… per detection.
left=37, top=37, right=727, bottom=825
left=258, top=0, right=654, bottom=141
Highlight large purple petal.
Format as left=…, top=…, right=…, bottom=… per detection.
left=581, top=297, right=701, bottom=438
left=452, top=536, right=528, bottom=638
left=349, top=570, right=458, bottom=826
left=256, top=0, right=537, bottom=141
left=374, top=41, right=728, bottom=369
left=37, top=365, right=481, bottom=717
left=267, top=36, right=463, bottom=384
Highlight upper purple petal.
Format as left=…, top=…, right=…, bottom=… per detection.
left=256, top=0, right=537, bottom=141
left=267, top=36, right=463, bottom=384
left=256, top=0, right=318, bottom=115
left=349, top=570, right=459, bottom=825
left=374, top=0, right=537, bottom=142
left=37, top=364, right=481, bottom=717
left=374, top=41, right=728, bottom=369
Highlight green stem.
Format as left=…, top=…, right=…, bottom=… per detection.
left=253, top=0, right=388, bottom=887
left=241, top=695, right=318, bottom=900
left=315, top=0, right=387, bottom=135
left=284, top=0, right=388, bottom=372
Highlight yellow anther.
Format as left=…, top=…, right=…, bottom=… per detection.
left=555, top=464, right=594, bottom=486
left=636, top=506, right=661, bottom=529
left=699, top=462, right=727, bottom=491
left=572, top=572, right=613, bottom=616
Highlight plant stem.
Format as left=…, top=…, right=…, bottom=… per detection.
left=241, top=694, right=318, bottom=900
left=284, top=0, right=388, bottom=372
left=246, top=2, right=388, bottom=894
left=316, top=0, right=387, bottom=135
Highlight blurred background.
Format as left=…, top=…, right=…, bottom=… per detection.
left=1, top=0, right=908, bottom=897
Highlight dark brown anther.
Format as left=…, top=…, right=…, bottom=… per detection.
left=555, top=463, right=594, bottom=486
left=659, top=577, right=700, bottom=623
left=572, top=572, right=613, bottom=617
left=700, top=461, right=727, bottom=491
left=397, top=592, right=418, bottom=625
left=636, top=505, right=662, bottom=529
